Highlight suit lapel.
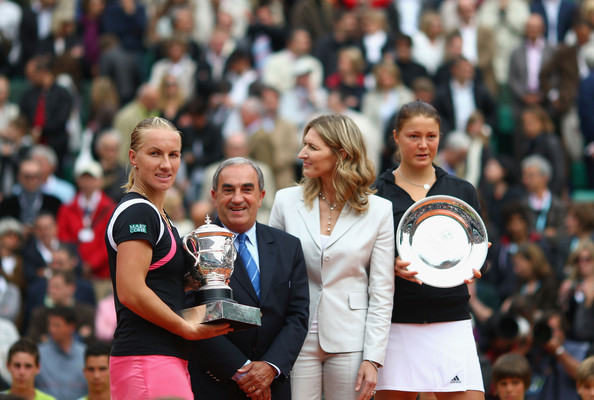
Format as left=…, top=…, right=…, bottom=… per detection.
left=297, top=196, right=322, bottom=250
left=232, top=255, right=258, bottom=303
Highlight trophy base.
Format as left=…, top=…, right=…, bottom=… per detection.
left=181, top=300, right=261, bottom=331
left=194, top=287, right=234, bottom=304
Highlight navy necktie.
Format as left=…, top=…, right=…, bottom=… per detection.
left=237, top=233, right=260, bottom=298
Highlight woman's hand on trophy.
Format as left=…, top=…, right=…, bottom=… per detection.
left=184, top=272, right=204, bottom=291
left=394, top=257, right=422, bottom=285
left=186, top=321, right=233, bottom=340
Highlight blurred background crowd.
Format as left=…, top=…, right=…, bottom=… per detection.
left=0, top=0, right=593, bottom=399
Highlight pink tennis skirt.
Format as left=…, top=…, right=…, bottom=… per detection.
left=110, top=355, right=194, bottom=400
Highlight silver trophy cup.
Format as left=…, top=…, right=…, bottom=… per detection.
left=181, top=216, right=261, bottom=330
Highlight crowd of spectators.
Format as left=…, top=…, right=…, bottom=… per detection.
left=0, top=0, right=593, bottom=399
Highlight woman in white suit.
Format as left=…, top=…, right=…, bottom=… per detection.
left=269, top=114, right=395, bottom=400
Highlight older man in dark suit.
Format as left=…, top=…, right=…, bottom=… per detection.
left=0, top=158, right=61, bottom=234
left=188, top=157, right=309, bottom=400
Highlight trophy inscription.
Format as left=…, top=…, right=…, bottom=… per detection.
left=181, top=216, right=261, bottom=330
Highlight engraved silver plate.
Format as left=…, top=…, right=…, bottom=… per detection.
left=396, top=195, right=488, bottom=288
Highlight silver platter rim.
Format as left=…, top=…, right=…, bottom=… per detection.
left=396, top=195, right=488, bottom=288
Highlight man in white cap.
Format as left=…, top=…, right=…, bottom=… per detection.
left=55, top=160, right=115, bottom=299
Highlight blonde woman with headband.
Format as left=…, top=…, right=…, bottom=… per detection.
left=105, top=117, right=231, bottom=400
left=270, top=114, right=395, bottom=400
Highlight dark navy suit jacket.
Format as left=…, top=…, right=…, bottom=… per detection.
left=189, top=221, right=309, bottom=400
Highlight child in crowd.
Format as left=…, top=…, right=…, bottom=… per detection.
left=577, top=356, right=594, bottom=400
left=491, top=352, right=532, bottom=400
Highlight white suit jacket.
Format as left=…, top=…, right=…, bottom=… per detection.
left=269, top=186, right=395, bottom=365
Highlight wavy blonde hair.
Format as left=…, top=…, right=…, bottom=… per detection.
left=300, top=114, right=376, bottom=213
left=122, top=117, right=181, bottom=192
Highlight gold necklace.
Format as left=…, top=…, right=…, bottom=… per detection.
left=132, top=187, right=172, bottom=230
left=396, top=168, right=433, bottom=190
left=319, top=192, right=338, bottom=233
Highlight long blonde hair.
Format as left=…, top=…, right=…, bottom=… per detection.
left=122, top=117, right=181, bottom=192
left=300, top=114, right=376, bottom=213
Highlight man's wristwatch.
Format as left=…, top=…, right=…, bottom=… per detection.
left=555, top=346, right=566, bottom=357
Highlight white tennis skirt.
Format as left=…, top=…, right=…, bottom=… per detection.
left=376, top=320, right=484, bottom=393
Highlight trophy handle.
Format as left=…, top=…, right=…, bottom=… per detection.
left=183, top=234, right=200, bottom=265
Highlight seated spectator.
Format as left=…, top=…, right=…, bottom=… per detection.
left=35, top=12, right=84, bottom=88
left=490, top=352, right=532, bottom=400
left=148, top=36, right=196, bottom=102
left=80, top=342, right=111, bottom=400
left=518, top=106, right=565, bottom=195
left=113, top=84, right=159, bottom=165
left=36, top=307, right=87, bottom=400
left=434, top=130, right=471, bottom=177
left=94, top=130, right=127, bottom=203
left=433, top=56, right=497, bottom=137
left=324, top=46, right=367, bottom=111
left=520, top=155, right=566, bottom=243
left=29, top=145, right=76, bottom=204
left=0, top=217, right=26, bottom=292
left=362, top=61, right=415, bottom=136
left=0, top=75, right=19, bottom=132
left=480, top=155, right=525, bottom=241
left=21, top=213, right=61, bottom=282
left=3, top=338, right=57, bottom=400
left=223, top=48, right=259, bottom=110
left=463, top=111, right=493, bottom=189
left=0, top=317, right=19, bottom=391
left=98, top=34, right=142, bottom=106
left=411, top=10, right=446, bottom=77
left=387, top=34, right=429, bottom=90
left=26, top=270, right=95, bottom=345
left=278, top=60, right=328, bottom=133
left=26, top=245, right=96, bottom=321
left=56, top=160, right=115, bottom=298
left=510, top=243, right=558, bottom=311
left=576, top=356, right=594, bottom=400
left=556, top=203, right=594, bottom=273
left=0, top=275, right=21, bottom=327
left=484, top=201, right=552, bottom=303
left=0, top=158, right=61, bottom=237
left=558, top=240, right=594, bottom=343
left=156, top=73, right=186, bottom=126
left=77, top=0, right=106, bottom=78
left=360, top=7, right=392, bottom=69
left=312, top=9, right=361, bottom=81
left=86, top=76, right=120, bottom=141
left=262, top=28, right=323, bottom=94
left=19, top=54, right=73, bottom=176
left=0, top=117, right=32, bottom=201
left=179, top=97, right=224, bottom=203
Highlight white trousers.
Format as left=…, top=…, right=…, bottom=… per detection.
left=290, top=332, right=363, bottom=400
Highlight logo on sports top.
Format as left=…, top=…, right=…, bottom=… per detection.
left=129, top=224, right=147, bottom=233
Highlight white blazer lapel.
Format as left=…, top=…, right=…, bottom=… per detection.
left=297, top=196, right=322, bottom=250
